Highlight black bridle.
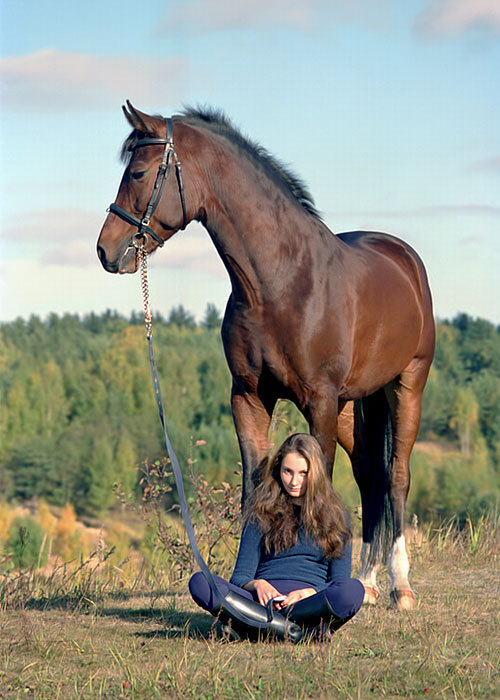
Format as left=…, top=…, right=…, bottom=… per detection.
left=107, top=117, right=187, bottom=247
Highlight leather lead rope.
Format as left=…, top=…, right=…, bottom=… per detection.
left=138, top=246, right=283, bottom=629
left=139, top=244, right=221, bottom=586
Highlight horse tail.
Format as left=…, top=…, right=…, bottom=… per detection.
left=355, top=389, right=393, bottom=567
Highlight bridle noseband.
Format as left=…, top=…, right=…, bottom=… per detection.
left=107, top=117, right=187, bottom=248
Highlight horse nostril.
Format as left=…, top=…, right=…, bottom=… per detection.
left=97, top=243, right=120, bottom=273
left=97, top=245, right=107, bottom=265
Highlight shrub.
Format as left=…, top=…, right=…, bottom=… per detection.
left=8, top=515, right=48, bottom=569
left=0, top=501, right=14, bottom=545
left=409, top=448, right=499, bottom=525
left=54, top=503, right=89, bottom=560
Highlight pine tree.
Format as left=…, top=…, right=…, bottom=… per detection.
left=115, top=432, right=137, bottom=498
left=201, top=303, right=222, bottom=330
left=167, top=305, right=196, bottom=329
left=450, top=387, right=479, bottom=456
left=79, top=438, right=115, bottom=517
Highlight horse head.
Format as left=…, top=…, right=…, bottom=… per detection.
left=97, top=102, right=191, bottom=274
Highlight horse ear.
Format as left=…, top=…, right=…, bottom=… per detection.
left=122, top=101, right=163, bottom=136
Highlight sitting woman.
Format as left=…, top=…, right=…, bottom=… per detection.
left=189, top=433, right=364, bottom=636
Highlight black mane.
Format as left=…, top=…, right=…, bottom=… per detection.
left=180, top=106, right=321, bottom=221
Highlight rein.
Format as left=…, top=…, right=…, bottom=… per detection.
left=108, top=117, right=187, bottom=248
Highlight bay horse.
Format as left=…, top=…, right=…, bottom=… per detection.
left=97, top=103, right=435, bottom=610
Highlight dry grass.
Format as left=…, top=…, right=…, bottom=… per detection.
left=0, top=517, right=498, bottom=699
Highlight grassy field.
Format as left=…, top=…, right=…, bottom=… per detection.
left=0, top=517, right=498, bottom=699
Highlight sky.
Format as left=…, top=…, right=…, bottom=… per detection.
left=1, top=0, right=499, bottom=326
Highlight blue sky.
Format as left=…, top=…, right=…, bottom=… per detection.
left=1, top=0, right=499, bottom=324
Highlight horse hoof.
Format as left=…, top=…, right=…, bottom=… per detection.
left=390, top=589, right=415, bottom=611
left=363, top=586, right=380, bottom=606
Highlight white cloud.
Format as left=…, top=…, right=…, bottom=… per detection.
left=468, top=156, right=500, bottom=174
left=1, top=208, right=103, bottom=266
left=0, top=219, right=229, bottom=322
left=158, top=0, right=392, bottom=34
left=1, top=207, right=225, bottom=277
left=328, top=204, right=500, bottom=219
left=0, top=254, right=230, bottom=323
left=159, top=0, right=320, bottom=33
left=148, top=223, right=226, bottom=277
left=1, top=208, right=102, bottom=243
left=415, top=0, right=500, bottom=37
left=0, top=49, right=191, bottom=112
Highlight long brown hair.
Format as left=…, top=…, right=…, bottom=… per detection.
left=245, top=433, right=351, bottom=558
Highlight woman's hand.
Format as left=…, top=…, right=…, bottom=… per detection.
left=244, top=579, right=282, bottom=606
left=275, top=588, right=317, bottom=609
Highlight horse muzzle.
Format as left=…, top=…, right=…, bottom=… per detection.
left=96, top=235, right=140, bottom=274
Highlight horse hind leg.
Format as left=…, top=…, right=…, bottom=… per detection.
left=359, top=542, right=382, bottom=606
left=384, top=358, right=431, bottom=611
left=337, top=395, right=392, bottom=606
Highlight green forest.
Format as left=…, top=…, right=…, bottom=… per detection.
left=1, top=307, right=499, bottom=524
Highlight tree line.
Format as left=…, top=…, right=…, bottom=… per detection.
left=0, top=307, right=499, bottom=522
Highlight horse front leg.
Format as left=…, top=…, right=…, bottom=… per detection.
left=305, top=392, right=339, bottom=478
left=231, top=383, right=274, bottom=505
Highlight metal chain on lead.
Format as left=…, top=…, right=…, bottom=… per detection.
left=138, top=244, right=153, bottom=339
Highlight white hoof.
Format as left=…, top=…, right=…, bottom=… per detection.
left=363, top=585, right=380, bottom=606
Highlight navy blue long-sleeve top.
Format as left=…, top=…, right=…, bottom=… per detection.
left=230, top=517, right=352, bottom=591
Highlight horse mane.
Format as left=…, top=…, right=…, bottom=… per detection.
left=180, top=106, right=322, bottom=221
left=120, top=106, right=321, bottom=220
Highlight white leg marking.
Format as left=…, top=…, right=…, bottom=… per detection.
left=358, top=542, right=380, bottom=593
left=388, top=535, right=410, bottom=591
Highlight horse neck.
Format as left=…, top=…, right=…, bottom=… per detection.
left=184, top=126, right=335, bottom=304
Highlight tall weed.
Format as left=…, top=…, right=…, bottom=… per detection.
left=134, top=438, right=242, bottom=583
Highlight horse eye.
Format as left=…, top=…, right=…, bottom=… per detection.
left=131, top=170, right=146, bottom=181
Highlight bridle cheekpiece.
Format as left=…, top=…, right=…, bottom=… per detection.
left=107, top=117, right=187, bottom=248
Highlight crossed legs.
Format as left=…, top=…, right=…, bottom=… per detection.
left=189, top=572, right=364, bottom=632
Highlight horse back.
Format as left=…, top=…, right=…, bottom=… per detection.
left=336, top=230, right=435, bottom=378
left=336, top=230, right=432, bottom=306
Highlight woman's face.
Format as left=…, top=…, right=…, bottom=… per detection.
left=280, top=451, right=309, bottom=503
